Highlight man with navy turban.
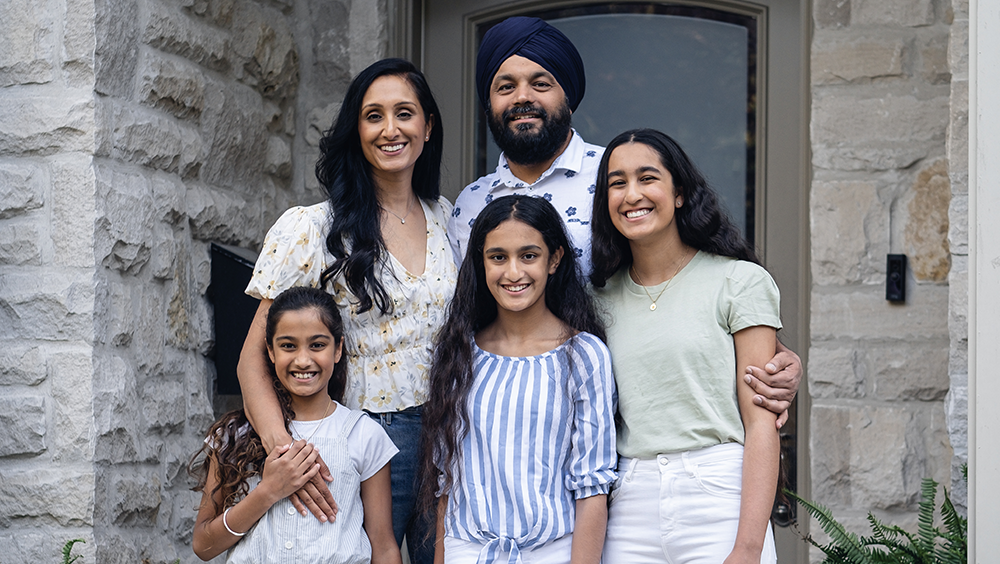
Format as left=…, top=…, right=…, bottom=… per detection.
left=445, top=10, right=803, bottom=449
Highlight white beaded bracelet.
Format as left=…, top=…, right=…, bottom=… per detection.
left=223, top=507, right=246, bottom=537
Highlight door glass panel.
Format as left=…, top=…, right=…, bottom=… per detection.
left=476, top=5, right=756, bottom=241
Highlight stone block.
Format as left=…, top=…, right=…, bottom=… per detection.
left=231, top=4, right=299, bottom=98
left=0, top=345, right=46, bottom=386
left=94, top=533, right=138, bottom=564
left=904, top=159, right=951, bottom=282
left=0, top=162, right=45, bottom=219
left=810, top=284, right=948, bottom=340
left=185, top=0, right=236, bottom=27
left=152, top=174, right=185, bottom=225
left=150, top=224, right=177, bottom=281
left=0, top=0, right=55, bottom=86
left=200, top=81, right=267, bottom=189
left=95, top=0, right=139, bottom=97
left=869, top=339, right=949, bottom=400
left=0, top=395, right=46, bottom=457
left=812, top=32, right=904, bottom=84
left=142, top=379, right=186, bottom=433
left=103, top=103, right=202, bottom=177
left=63, top=0, right=96, bottom=87
left=110, top=472, right=162, bottom=526
left=265, top=135, right=292, bottom=179
left=51, top=156, right=97, bottom=268
left=306, top=101, right=340, bottom=146
left=93, top=355, right=140, bottom=463
left=49, top=348, right=95, bottom=462
left=812, top=91, right=949, bottom=171
left=948, top=192, right=968, bottom=255
left=814, top=0, right=850, bottom=29
left=948, top=79, right=969, bottom=182
left=811, top=180, right=888, bottom=285
left=811, top=403, right=949, bottom=512
left=949, top=17, right=969, bottom=78
left=0, top=270, right=95, bottom=341
left=0, top=531, right=95, bottom=563
left=138, top=51, right=207, bottom=119
left=94, top=164, right=153, bottom=274
left=0, top=221, right=42, bottom=265
left=807, top=345, right=866, bottom=399
left=143, top=0, right=229, bottom=71
left=853, top=0, right=935, bottom=26
left=0, top=93, right=95, bottom=155
left=348, top=0, right=387, bottom=77
left=186, top=183, right=261, bottom=244
left=309, top=0, right=353, bottom=96
left=0, top=469, right=95, bottom=526
left=920, top=32, right=951, bottom=84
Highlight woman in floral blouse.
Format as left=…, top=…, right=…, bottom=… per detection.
left=238, top=58, right=455, bottom=564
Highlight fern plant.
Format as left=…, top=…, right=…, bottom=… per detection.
left=786, top=473, right=967, bottom=564
left=61, top=539, right=85, bottom=564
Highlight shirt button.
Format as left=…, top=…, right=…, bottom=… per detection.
left=285, top=541, right=293, bottom=549
left=287, top=507, right=295, bottom=515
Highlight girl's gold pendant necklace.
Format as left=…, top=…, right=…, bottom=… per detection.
left=631, top=251, right=691, bottom=311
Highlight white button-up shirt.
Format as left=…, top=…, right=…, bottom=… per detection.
left=447, top=130, right=605, bottom=276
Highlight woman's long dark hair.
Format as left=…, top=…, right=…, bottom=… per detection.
left=417, top=195, right=605, bottom=519
left=315, top=58, right=444, bottom=314
left=189, top=287, right=348, bottom=513
left=590, top=128, right=759, bottom=287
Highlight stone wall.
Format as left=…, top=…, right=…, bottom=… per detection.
left=808, top=0, right=956, bottom=551
left=0, top=0, right=387, bottom=561
left=944, top=0, right=969, bottom=513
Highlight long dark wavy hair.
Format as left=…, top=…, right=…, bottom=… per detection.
left=590, top=128, right=760, bottom=287
left=189, top=287, right=348, bottom=513
left=315, top=58, right=444, bottom=315
left=417, top=195, right=605, bottom=519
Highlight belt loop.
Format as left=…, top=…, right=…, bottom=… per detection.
left=681, top=451, right=696, bottom=477
left=385, top=411, right=392, bottom=425
left=624, top=457, right=639, bottom=482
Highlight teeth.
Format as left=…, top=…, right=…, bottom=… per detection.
left=626, top=209, right=651, bottom=219
left=292, top=372, right=316, bottom=380
left=381, top=144, right=404, bottom=152
left=505, top=284, right=528, bottom=292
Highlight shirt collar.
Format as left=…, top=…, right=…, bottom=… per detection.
left=492, top=129, right=586, bottom=192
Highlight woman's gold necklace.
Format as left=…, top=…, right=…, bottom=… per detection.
left=630, top=251, right=692, bottom=311
left=381, top=197, right=415, bottom=224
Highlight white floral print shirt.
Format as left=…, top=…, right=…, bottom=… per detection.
left=246, top=197, right=458, bottom=412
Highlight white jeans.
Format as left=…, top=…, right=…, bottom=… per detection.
left=443, top=533, right=572, bottom=564
left=602, top=443, right=776, bottom=564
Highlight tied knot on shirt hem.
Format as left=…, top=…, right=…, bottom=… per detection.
left=478, top=533, right=523, bottom=564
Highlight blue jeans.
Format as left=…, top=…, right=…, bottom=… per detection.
left=366, top=406, right=435, bottom=564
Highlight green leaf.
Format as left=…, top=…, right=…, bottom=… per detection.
left=61, top=539, right=85, bottom=564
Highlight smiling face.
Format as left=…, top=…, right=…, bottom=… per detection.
left=358, top=74, right=434, bottom=184
left=482, top=218, right=564, bottom=316
left=487, top=55, right=572, bottom=165
left=606, top=142, right=683, bottom=246
left=267, top=307, right=344, bottom=406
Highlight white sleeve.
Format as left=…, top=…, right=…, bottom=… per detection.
left=349, top=415, right=400, bottom=482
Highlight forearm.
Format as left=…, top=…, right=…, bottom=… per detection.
left=434, top=495, right=447, bottom=564
left=192, top=485, right=279, bottom=560
left=570, top=494, right=608, bottom=564
left=732, top=422, right=779, bottom=557
left=362, top=466, right=402, bottom=564
left=237, top=299, right=290, bottom=452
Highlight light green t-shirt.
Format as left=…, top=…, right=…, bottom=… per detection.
left=594, top=251, right=781, bottom=459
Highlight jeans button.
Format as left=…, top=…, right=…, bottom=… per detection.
left=659, top=458, right=669, bottom=466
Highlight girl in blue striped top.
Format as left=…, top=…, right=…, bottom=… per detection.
left=190, top=287, right=402, bottom=564
left=420, top=195, right=617, bottom=564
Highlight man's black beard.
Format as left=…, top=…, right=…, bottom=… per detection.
left=487, top=102, right=572, bottom=166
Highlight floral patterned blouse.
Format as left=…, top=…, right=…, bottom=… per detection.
left=245, top=197, right=458, bottom=412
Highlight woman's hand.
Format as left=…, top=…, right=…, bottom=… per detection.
left=258, top=440, right=321, bottom=503
left=742, top=340, right=802, bottom=429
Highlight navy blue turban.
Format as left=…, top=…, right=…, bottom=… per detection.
left=476, top=16, right=586, bottom=112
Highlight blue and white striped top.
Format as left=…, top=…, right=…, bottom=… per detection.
left=442, top=332, right=617, bottom=563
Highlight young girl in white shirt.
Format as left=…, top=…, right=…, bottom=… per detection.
left=420, top=195, right=617, bottom=564
left=191, top=286, right=401, bottom=564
